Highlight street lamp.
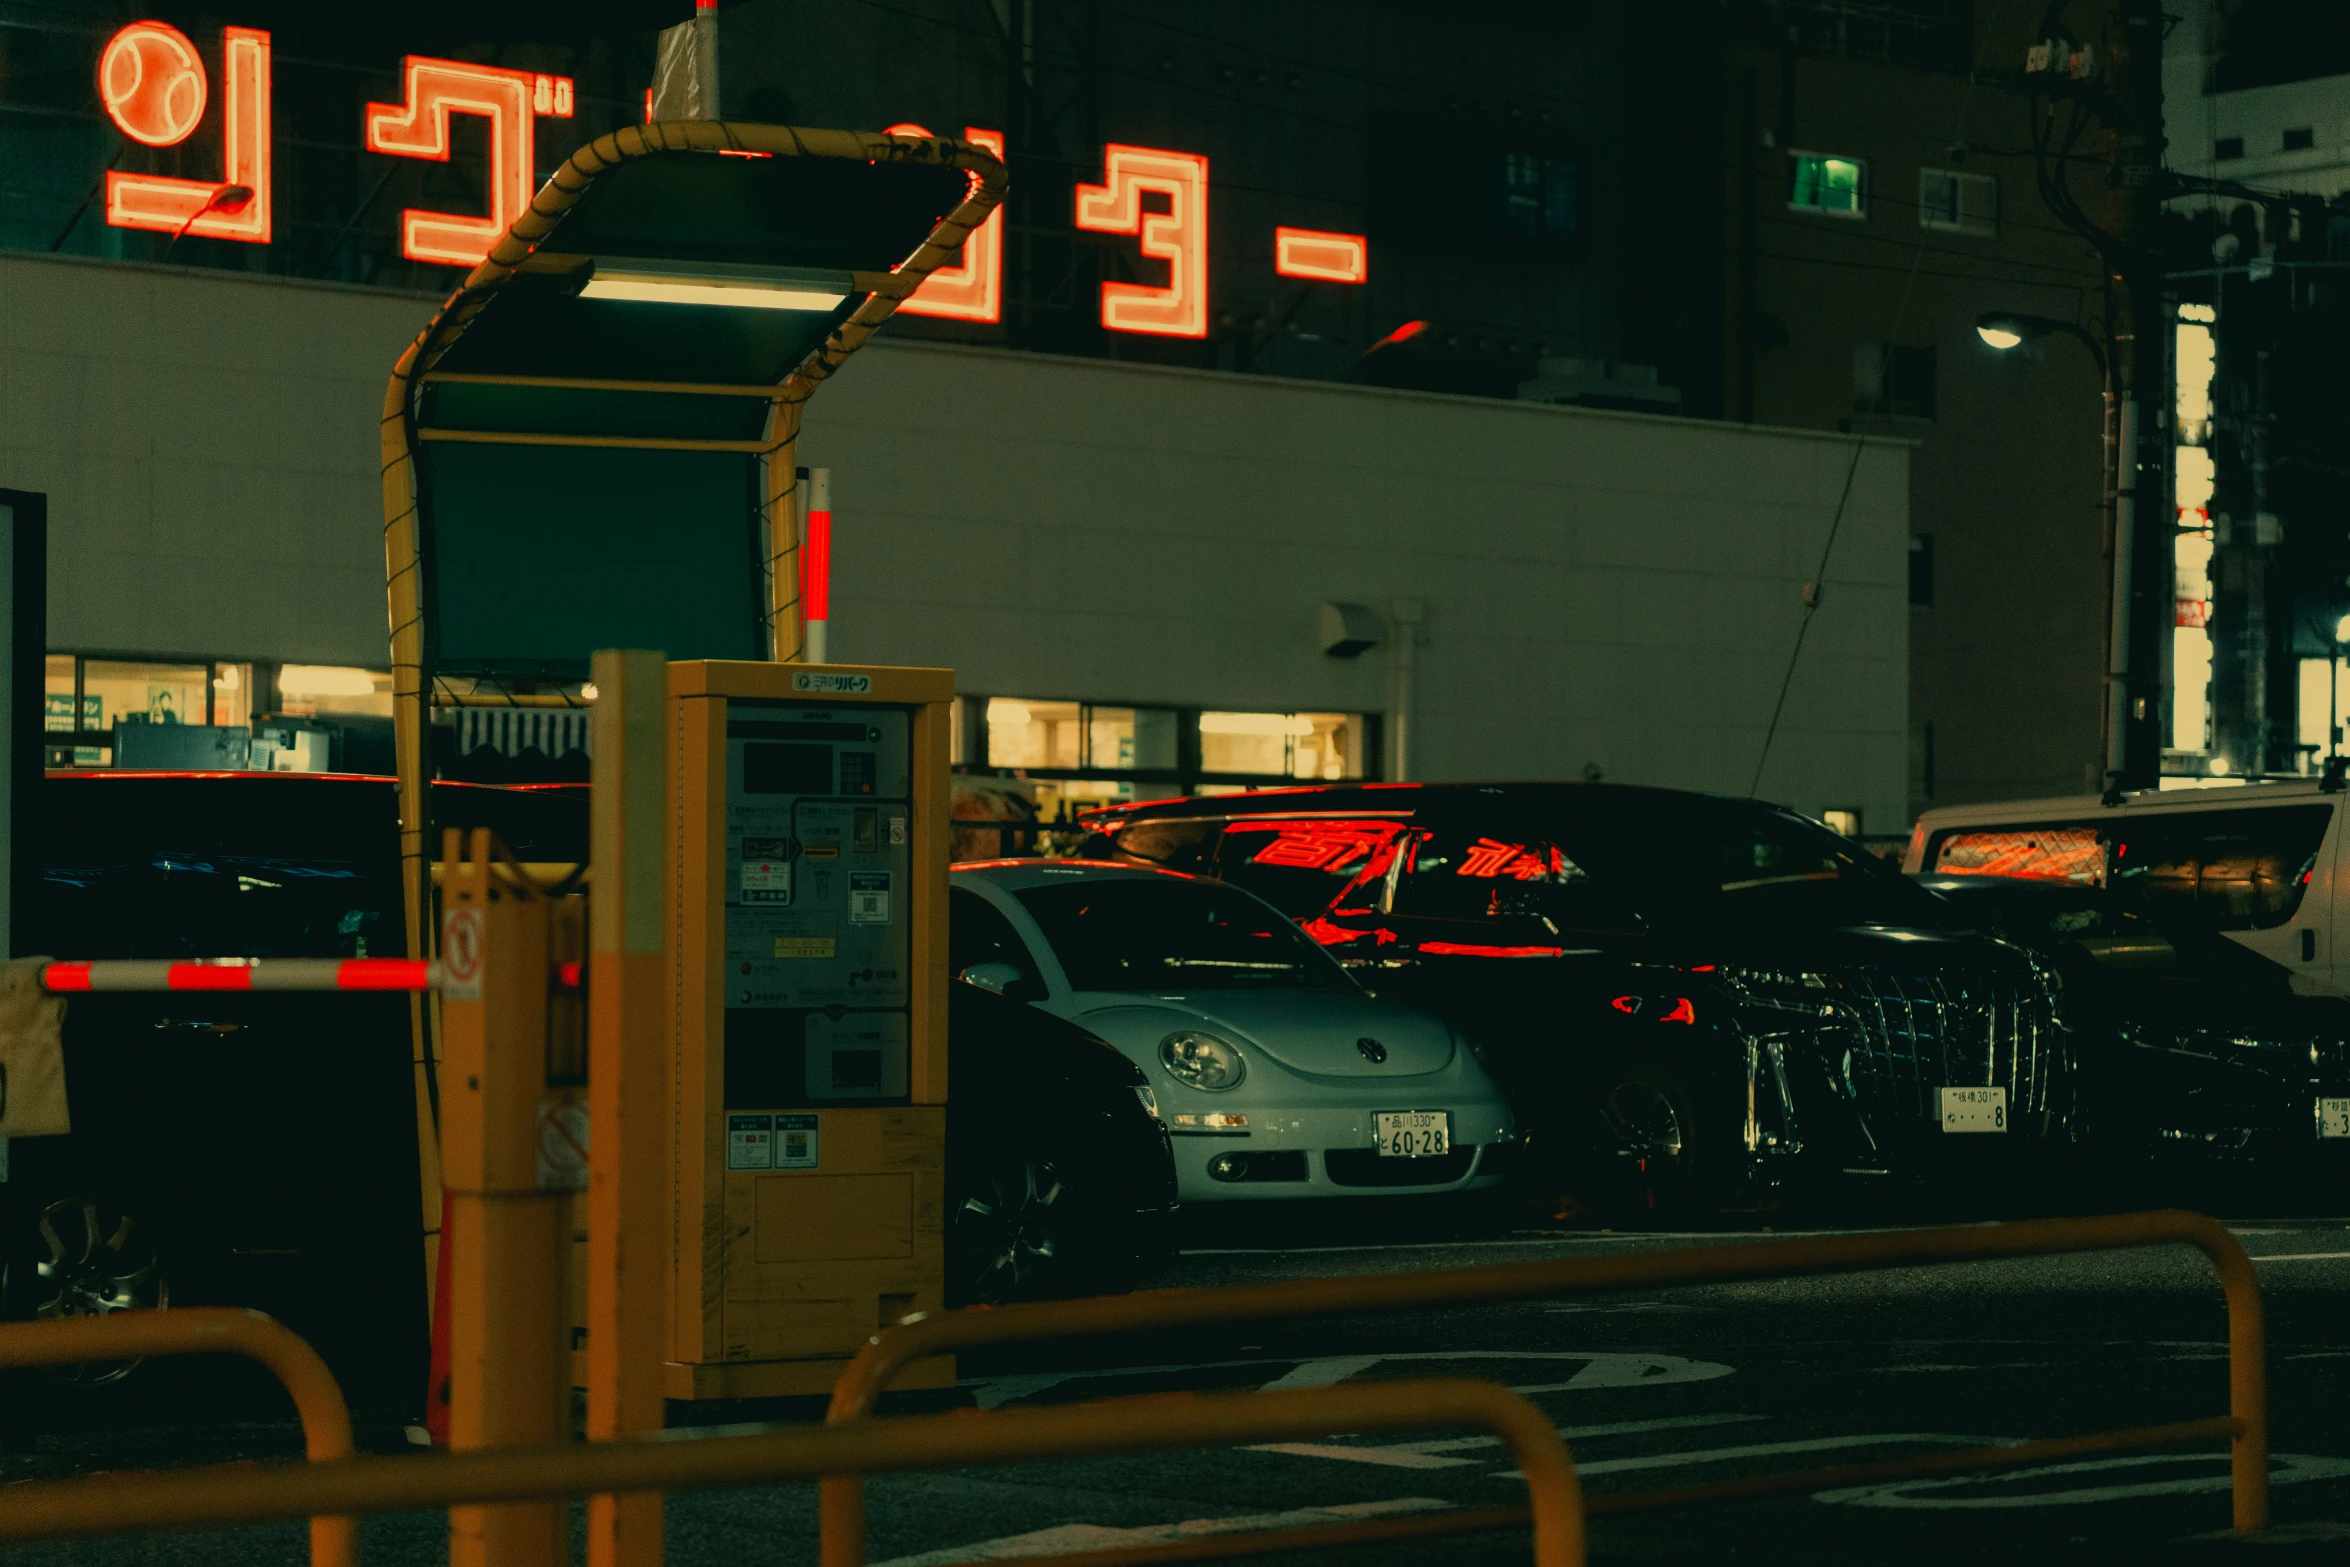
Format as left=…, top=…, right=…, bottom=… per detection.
left=1974, top=311, right=2107, bottom=375
left=1976, top=308, right=2127, bottom=788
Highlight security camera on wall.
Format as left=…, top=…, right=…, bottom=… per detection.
left=1319, top=601, right=1381, bottom=659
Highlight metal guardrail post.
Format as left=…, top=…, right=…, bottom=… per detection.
left=0, top=1308, right=356, bottom=1567
left=586, top=647, right=671, bottom=1567
left=439, top=827, right=568, bottom=1567
left=822, top=1208, right=2268, bottom=1558
left=0, top=1379, right=1584, bottom=1567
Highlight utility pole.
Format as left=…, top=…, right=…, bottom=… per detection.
left=2109, top=0, right=2170, bottom=790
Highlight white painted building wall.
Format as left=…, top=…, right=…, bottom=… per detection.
left=1, top=251, right=1910, bottom=827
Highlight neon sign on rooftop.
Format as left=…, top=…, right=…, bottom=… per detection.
left=90, top=21, right=1368, bottom=337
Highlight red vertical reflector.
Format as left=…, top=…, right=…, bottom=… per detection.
left=803, top=507, right=832, bottom=622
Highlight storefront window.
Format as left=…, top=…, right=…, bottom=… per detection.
left=1199, top=711, right=1360, bottom=779
left=46, top=656, right=263, bottom=766
left=278, top=665, right=392, bottom=719
left=987, top=698, right=1084, bottom=769
left=85, top=660, right=206, bottom=732
left=1089, top=707, right=1179, bottom=771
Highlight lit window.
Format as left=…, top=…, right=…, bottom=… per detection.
left=1821, top=809, right=1863, bottom=838
left=1918, top=168, right=1996, bottom=236
left=278, top=666, right=391, bottom=717
left=1789, top=153, right=1865, bottom=217
left=1199, top=712, right=1361, bottom=779
left=984, top=699, right=1083, bottom=770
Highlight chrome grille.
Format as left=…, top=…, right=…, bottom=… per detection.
left=1724, top=962, right=2065, bottom=1142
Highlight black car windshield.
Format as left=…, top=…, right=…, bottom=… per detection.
left=1015, top=876, right=1355, bottom=992
left=1550, top=797, right=1957, bottom=932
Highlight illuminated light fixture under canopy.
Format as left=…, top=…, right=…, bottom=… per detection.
left=578, top=258, right=853, bottom=311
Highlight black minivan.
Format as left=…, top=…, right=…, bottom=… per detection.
left=1084, top=783, right=2073, bottom=1215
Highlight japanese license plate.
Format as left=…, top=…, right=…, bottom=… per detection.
left=1373, top=1110, right=1451, bottom=1158
left=2320, top=1098, right=2350, bottom=1139
left=1939, top=1086, right=2008, bottom=1133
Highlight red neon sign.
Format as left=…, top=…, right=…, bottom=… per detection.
left=1075, top=144, right=1209, bottom=338
left=885, top=124, right=1006, bottom=323
left=366, top=58, right=573, bottom=268
left=1274, top=227, right=1367, bottom=284
left=99, top=23, right=207, bottom=146
left=102, top=24, right=272, bottom=245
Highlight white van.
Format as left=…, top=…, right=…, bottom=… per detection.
left=1903, top=780, right=2348, bottom=995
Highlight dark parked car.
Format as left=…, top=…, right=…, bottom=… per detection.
left=944, top=981, right=1178, bottom=1303
left=1082, top=783, right=2073, bottom=1217
left=13, top=770, right=1171, bottom=1418
left=14, top=771, right=578, bottom=1409
left=1917, top=873, right=2350, bottom=1185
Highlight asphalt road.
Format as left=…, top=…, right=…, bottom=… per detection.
left=1, top=1201, right=2346, bottom=1565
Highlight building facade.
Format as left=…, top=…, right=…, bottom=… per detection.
left=1, top=2, right=1914, bottom=827
left=1722, top=2, right=2112, bottom=817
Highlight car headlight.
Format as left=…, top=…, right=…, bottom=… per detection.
left=1159, top=1030, right=1246, bottom=1091
left=1132, top=1084, right=1162, bottom=1121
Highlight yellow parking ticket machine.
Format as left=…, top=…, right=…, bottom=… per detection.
left=668, top=660, right=954, bottom=1399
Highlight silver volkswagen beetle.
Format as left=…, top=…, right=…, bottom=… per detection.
left=949, top=860, right=1516, bottom=1204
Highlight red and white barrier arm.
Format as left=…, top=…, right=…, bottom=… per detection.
left=39, top=959, right=584, bottom=994
left=41, top=959, right=439, bottom=994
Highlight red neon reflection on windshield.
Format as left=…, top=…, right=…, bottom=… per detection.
left=1419, top=940, right=1565, bottom=959
left=1236, top=820, right=1400, bottom=872
left=1456, top=837, right=1559, bottom=881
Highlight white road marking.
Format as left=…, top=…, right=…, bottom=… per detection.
left=1817, top=1451, right=2350, bottom=1509
left=1250, top=1412, right=1767, bottom=1467
left=1245, top=1442, right=1477, bottom=1469
left=1493, top=1433, right=2008, bottom=1481
left=868, top=1497, right=1451, bottom=1567
left=962, top=1348, right=1731, bottom=1411
left=2249, top=1251, right=2350, bottom=1262
left=1255, top=1349, right=1734, bottom=1397
left=1258, top=1355, right=1384, bottom=1391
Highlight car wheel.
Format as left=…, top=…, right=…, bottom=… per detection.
left=948, top=1151, right=1079, bottom=1306
left=2, top=1197, right=170, bottom=1386
left=1599, top=1061, right=1714, bottom=1222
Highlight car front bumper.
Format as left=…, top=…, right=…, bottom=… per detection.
left=1165, top=1097, right=1515, bottom=1202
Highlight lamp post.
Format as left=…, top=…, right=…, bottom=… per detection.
left=1974, top=310, right=2126, bottom=791
left=2332, top=614, right=2350, bottom=764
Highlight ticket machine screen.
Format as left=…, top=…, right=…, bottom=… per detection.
left=720, top=702, right=911, bottom=1108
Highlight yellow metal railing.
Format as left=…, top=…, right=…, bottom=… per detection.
left=0, top=1378, right=1585, bottom=1567
left=0, top=1308, right=358, bottom=1567
left=820, top=1208, right=2268, bottom=1567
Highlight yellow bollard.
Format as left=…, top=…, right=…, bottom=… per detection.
left=586, top=649, right=672, bottom=1567
left=440, top=827, right=569, bottom=1567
